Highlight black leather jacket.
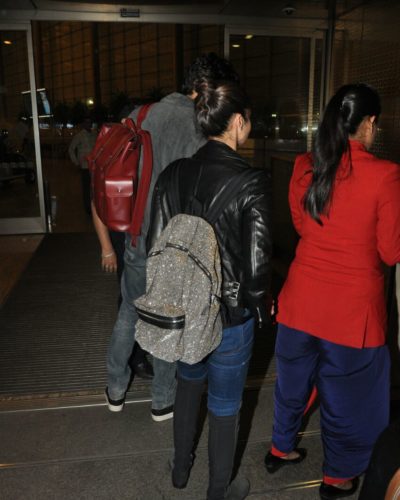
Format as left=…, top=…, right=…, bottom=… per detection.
left=147, top=140, right=272, bottom=328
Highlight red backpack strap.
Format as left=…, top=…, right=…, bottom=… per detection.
left=129, top=103, right=154, bottom=244
left=123, top=117, right=136, bottom=131
left=136, top=103, right=153, bottom=129
left=129, top=128, right=153, bottom=245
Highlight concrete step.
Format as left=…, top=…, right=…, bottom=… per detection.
left=0, top=384, right=359, bottom=500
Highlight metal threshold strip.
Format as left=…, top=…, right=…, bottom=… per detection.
left=0, top=431, right=322, bottom=472
left=0, top=397, right=152, bottom=415
left=0, top=373, right=278, bottom=413
left=0, top=380, right=152, bottom=413
left=249, top=480, right=321, bottom=496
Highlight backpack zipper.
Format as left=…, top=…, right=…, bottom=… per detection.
left=136, top=308, right=185, bottom=330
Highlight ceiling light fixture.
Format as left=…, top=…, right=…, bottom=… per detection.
left=3, top=40, right=12, bottom=45
left=244, top=35, right=253, bottom=40
left=282, top=4, right=296, bottom=16
left=232, top=44, right=240, bottom=48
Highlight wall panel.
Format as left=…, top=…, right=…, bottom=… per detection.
left=333, top=0, right=400, bottom=161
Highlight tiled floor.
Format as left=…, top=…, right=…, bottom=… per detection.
left=0, top=385, right=361, bottom=500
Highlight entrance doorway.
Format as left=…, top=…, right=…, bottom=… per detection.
left=226, top=29, right=323, bottom=268
left=0, top=24, right=46, bottom=234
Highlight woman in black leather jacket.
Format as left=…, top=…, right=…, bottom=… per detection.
left=148, top=81, right=272, bottom=500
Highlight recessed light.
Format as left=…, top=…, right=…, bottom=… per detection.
left=232, top=44, right=240, bottom=48
left=244, top=35, right=253, bottom=40
left=3, top=40, right=12, bottom=45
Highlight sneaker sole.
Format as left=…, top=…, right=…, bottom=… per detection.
left=104, top=392, right=124, bottom=412
left=151, top=411, right=174, bottom=422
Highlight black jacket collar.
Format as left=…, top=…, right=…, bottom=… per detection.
left=193, top=139, right=246, bottom=166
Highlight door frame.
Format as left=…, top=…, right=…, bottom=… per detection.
left=0, top=22, right=46, bottom=234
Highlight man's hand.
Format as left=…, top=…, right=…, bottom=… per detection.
left=101, top=251, right=117, bottom=273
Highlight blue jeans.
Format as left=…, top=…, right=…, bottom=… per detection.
left=178, top=317, right=255, bottom=417
left=106, top=234, right=177, bottom=409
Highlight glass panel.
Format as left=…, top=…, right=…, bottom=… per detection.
left=229, top=34, right=322, bottom=168
left=0, top=30, right=41, bottom=220
left=229, top=33, right=322, bottom=270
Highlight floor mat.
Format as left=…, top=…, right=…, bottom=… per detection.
left=0, top=233, right=120, bottom=398
left=0, top=233, right=276, bottom=399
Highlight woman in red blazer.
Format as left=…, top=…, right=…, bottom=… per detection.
left=264, top=84, right=400, bottom=500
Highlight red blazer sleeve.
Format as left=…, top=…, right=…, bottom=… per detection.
left=376, top=162, right=400, bottom=266
left=289, top=154, right=312, bottom=236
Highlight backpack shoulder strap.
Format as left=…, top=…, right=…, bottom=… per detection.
left=184, top=163, right=204, bottom=217
left=136, top=103, right=153, bottom=129
left=168, top=160, right=184, bottom=217
left=129, top=127, right=153, bottom=244
left=128, top=103, right=154, bottom=244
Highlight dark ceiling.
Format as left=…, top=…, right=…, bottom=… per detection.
left=7, top=0, right=330, bottom=18
left=2, top=0, right=367, bottom=20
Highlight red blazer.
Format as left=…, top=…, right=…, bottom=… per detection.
left=277, top=140, right=400, bottom=348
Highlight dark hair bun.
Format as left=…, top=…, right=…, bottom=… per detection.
left=195, top=81, right=250, bottom=137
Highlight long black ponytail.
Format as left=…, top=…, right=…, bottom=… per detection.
left=304, top=83, right=381, bottom=224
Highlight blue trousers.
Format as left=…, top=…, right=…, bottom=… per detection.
left=273, top=324, right=390, bottom=479
left=178, top=317, right=255, bottom=417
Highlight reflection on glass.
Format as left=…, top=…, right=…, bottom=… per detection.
left=230, top=34, right=321, bottom=168
left=229, top=34, right=322, bottom=271
left=22, top=88, right=52, bottom=118
left=0, top=30, right=40, bottom=219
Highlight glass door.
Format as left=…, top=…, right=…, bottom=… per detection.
left=0, top=24, right=46, bottom=234
left=225, top=29, right=323, bottom=267
left=226, top=29, right=323, bottom=166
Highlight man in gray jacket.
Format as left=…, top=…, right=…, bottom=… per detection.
left=101, top=53, right=240, bottom=420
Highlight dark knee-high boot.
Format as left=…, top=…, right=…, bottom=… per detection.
left=207, top=411, right=249, bottom=500
left=172, top=377, right=205, bottom=489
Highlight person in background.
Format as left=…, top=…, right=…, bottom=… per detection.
left=97, top=54, right=241, bottom=422
left=264, top=84, right=400, bottom=499
left=359, top=419, right=400, bottom=499
left=68, top=116, right=97, bottom=215
left=148, top=81, right=271, bottom=500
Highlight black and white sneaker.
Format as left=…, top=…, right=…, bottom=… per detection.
left=151, top=405, right=174, bottom=422
left=105, top=387, right=125, bottom=412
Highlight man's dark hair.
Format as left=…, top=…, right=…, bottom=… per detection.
left=182, top=52, right=240, bottom=95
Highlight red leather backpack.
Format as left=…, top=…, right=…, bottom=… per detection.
left=87, top=104, right=153, bottom=245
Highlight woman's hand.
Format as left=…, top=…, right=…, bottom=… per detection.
left=101, top=251, right=117, bottom=273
